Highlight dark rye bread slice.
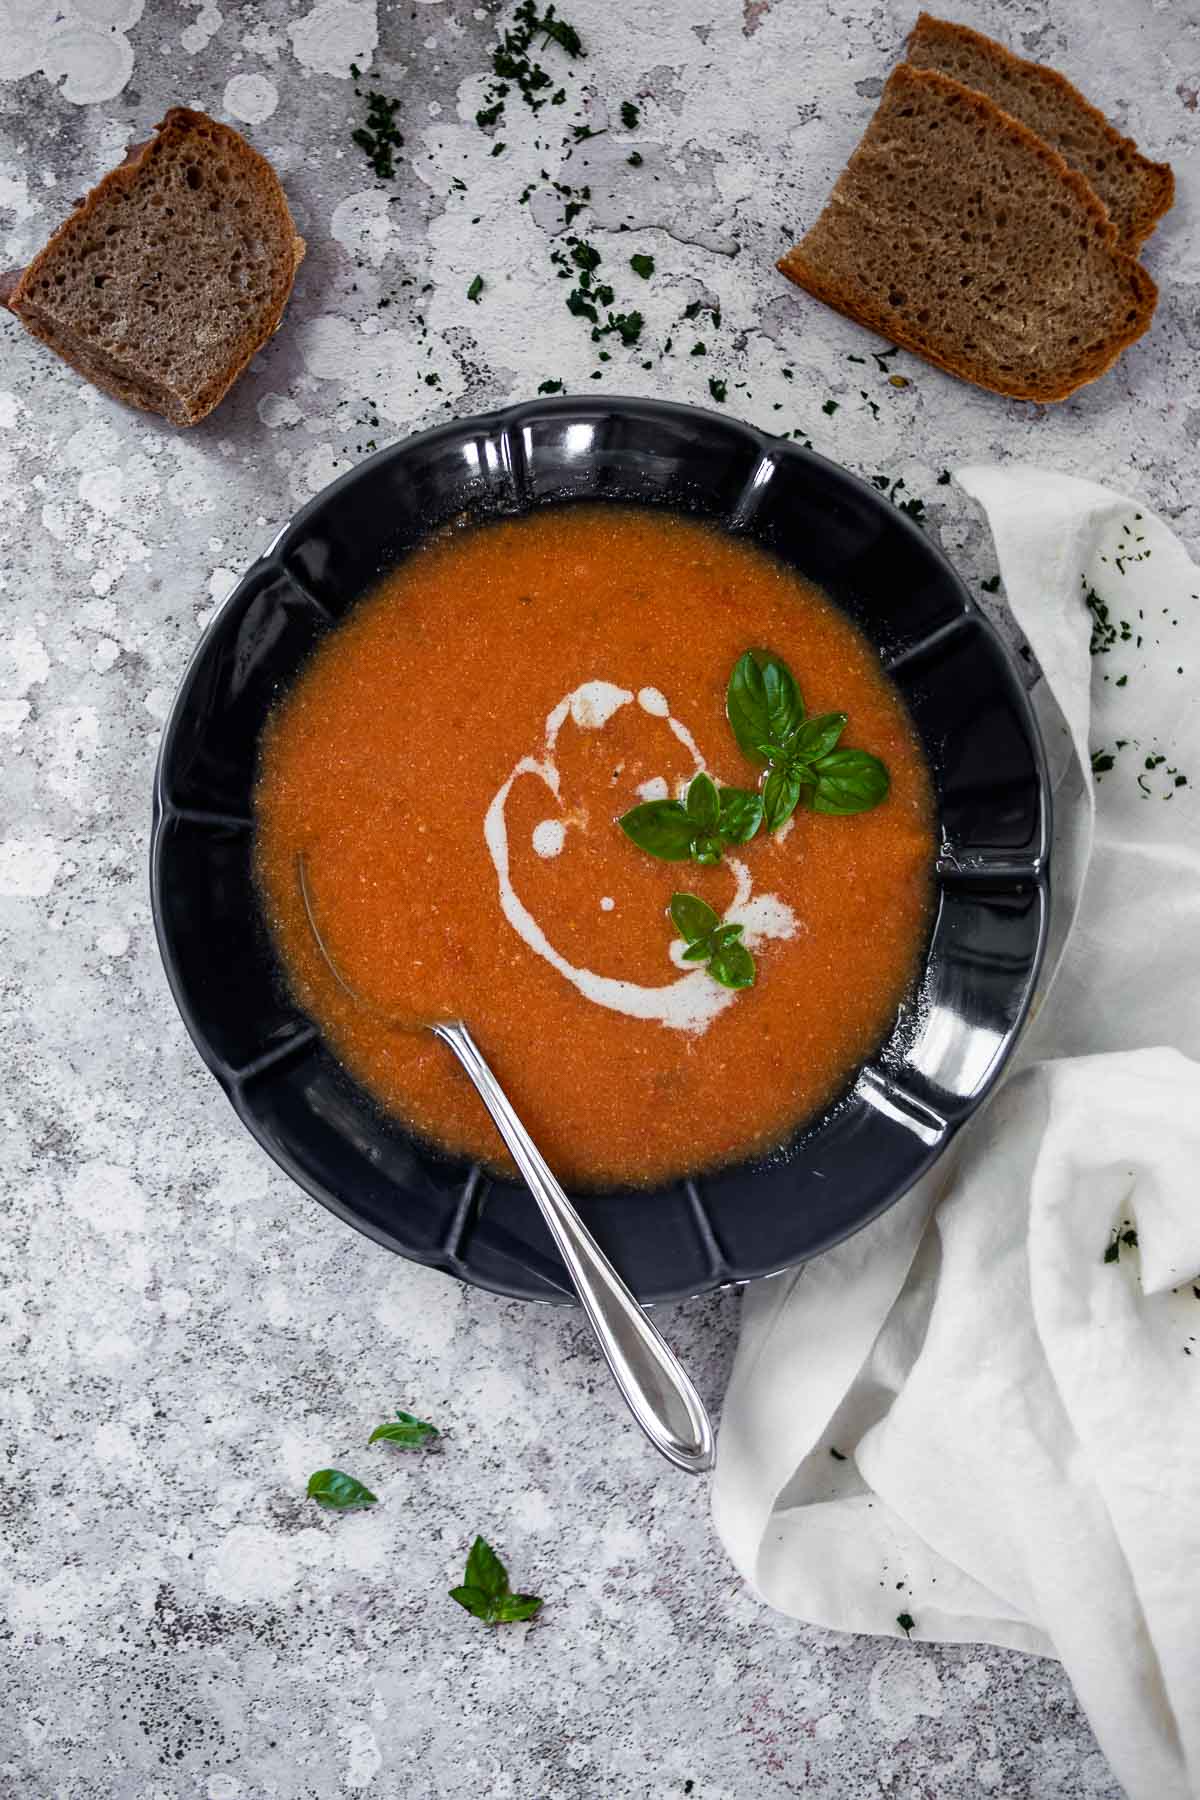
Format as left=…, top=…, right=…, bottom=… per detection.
left=777, top=65, right=1158, bottom=404
left=1, top=108, right=304, bottom=427
left=906, top=12, right=1174, bottom=252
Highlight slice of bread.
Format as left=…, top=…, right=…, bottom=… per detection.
left=906, top=13, right=1174, bottom=252
left=777, top=65, right=1157, bottom=404
left=1, top=108, right=304, bottom=427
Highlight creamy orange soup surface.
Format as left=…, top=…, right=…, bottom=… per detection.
left=254, top=505, right=935, bottom=1188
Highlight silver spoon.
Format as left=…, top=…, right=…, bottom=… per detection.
left=298, top=857, right=715, bottom=1475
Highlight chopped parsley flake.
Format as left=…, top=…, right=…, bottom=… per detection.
left=537, top=378, right=565, bottom=393
left=627, top=150, right=643, bottom=167
left=474, top=1, right=585, bottom=139
left=350, top=72, right=405, bottom=180
left=708, top=377, right=727, bottom=403
left=629, top=252, right=655, bottom=279
left=821, top=398, right=839, bottom=415
left=467, top=274, right=484, bottom=303
left=620, top=100, right=640, bottom=128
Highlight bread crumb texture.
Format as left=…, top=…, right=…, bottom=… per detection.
left=778, top=65, right=1159, bottom=404
left=3, top=108, right=305, bottom=427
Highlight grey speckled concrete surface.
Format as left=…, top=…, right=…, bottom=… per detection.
left=0, top=0, right=1195, bottom=1794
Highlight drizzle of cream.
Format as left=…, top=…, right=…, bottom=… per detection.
left=531, top=819, right=565, bottom=859
left=569, top=680, right=632, bottom=730
left=635, top=776, right=669, bottom=802
left=637, top=686, right=669, bottom=717
left=482, top=684, right=797, bottom=1034
left=600, top=897, right=615, bottom=912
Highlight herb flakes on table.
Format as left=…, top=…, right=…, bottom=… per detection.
left=349, top=65, right=405, bottom=180
left=475, top=0, right=584, bottom=140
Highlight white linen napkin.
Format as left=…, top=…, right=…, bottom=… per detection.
left=711, top=467, right=1200, bottom=1800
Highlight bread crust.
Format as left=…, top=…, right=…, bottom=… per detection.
left=2, top=108, right=305, bottom=427
left=907, top=12, right=1174, bottom=251
left=778, top=65, right=1158, bottom=405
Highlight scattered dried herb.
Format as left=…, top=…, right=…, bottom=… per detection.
left=708, top=377, right=727, bottom=403
left=349, top=66, right=405, bottom=179
left=629, top=252, right=655, bottom=279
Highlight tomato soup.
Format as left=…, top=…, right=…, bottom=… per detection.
left=253, top=505, right=935, bottom=1188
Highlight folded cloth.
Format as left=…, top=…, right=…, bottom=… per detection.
left=711, top=468, right=1200, bottom=1800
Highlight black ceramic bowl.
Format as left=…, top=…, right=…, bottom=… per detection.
left=151, top=396, right=1049, bottom=1305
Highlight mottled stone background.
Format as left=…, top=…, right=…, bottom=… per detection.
left=0, top=0, right=1195, bottom=1794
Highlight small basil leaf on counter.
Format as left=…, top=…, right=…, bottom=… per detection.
left=464, top=1534, right=509, bottom=1600
left=709, top=939, right=755, bottom=989
left=787, top=711, right=848, bottom=764
left=717, top=786, right=764, bottom=843
left=493, top=1594, right=543, bottom=1623
left=451, top=1537, right=542, bottom=1626
left=368, top=1409, right=439, bottom=1448
left=726, top=650, right=804, bottom=763
left=810, top=749, right=890, bottom=815
left=670, top=892, right=719, bottom=943
left=763, top=765, right=804, bottom=833
left=685, top=771, right=720, bottom=830
left=618, top=800, right=695, bottom=860
left=306, top=1469, right=378, bottom=1510
left=449, top=1585, right=491, bottom=1620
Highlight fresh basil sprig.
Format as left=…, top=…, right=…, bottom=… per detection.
left=670, top=893, right=754, bottom=989
left=618, top=771, right=762, bottom=866
left=368, top=1409, right=439, bottom=1449
left=726, top=650, right=890, bottom=828
left=306, top=1468, right=378, bottom=1510
left=450, top=1536, right=543, bottom=1626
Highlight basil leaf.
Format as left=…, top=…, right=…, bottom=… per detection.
left=685, top=771, right=720, bottom=830
left=368, top=1409, right=439, bottom=1448
left=670, top=892, right=719, bottom=943
left=493, top=1594, right=543, bottom=1623
left=618, top=800, right=694, bottom=860
left=786, top=711, right=847, bottom=764
left=759, top=653, right=804, bottom=747
left=810, top=749, right=890, bottom=815
left=464, top=1534, right=509, bottom=1601
left=709, top=922, right=744, bottom=949
left=681, top=939, right=713, bottom=962
left=727, top=651, right=803, bottom=762
left=709, top=939, right=755, bottom=989
left=691, top=837, right=722, bottom=867
left=452, top=1538, right=541, bottom=1625
left=449, top=1584, right=491, bottom=1620
left=306, top=1469, right=378, bottom=1510
left=763, top=765, right=804, bottom=833
left=717, top=787, right=763, bottom=843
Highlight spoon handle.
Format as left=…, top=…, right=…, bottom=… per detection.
left=433, top=1021, right=715, bottom=1474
